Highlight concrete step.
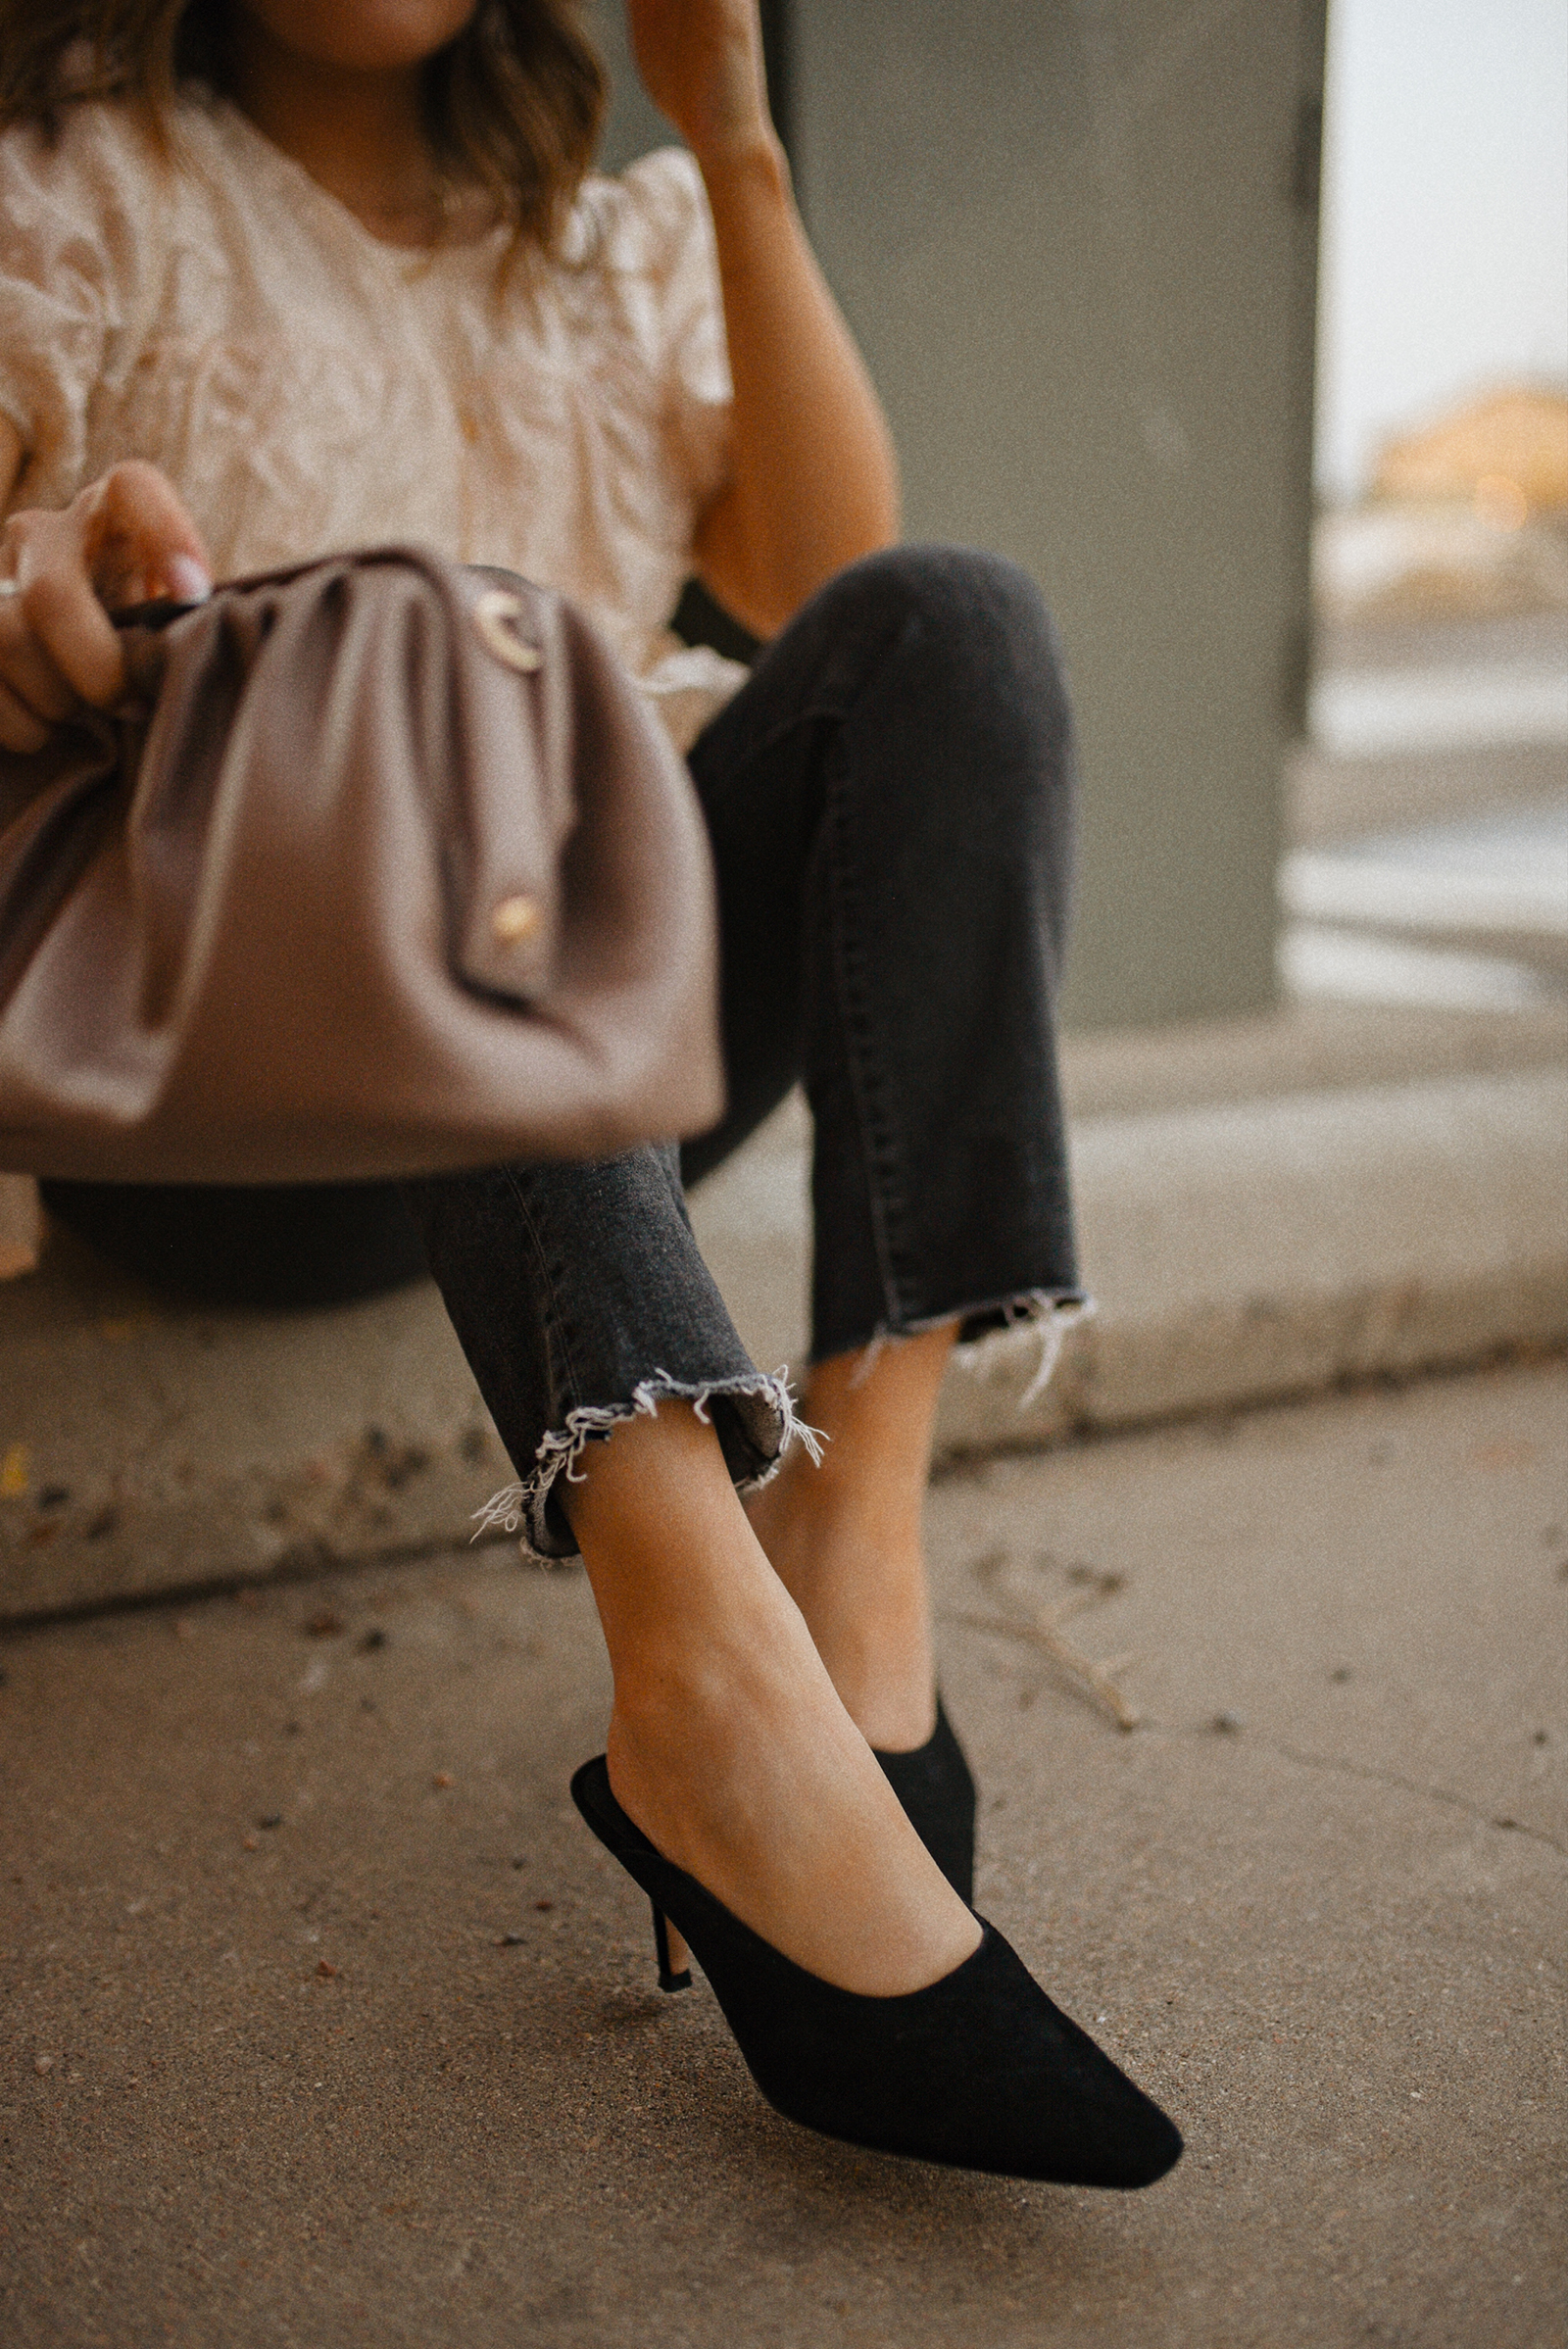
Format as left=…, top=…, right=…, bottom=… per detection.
left=3, top=1003, right=1564, bottom=1622
left=1281, top=799, right=1568, bottom=975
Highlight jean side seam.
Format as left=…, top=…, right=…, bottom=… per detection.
left=498, top=1164, right=585, bottom=1426
left=712, top=612, right=932, bottom=1338
left=821, top=738, right=928, bottom=1337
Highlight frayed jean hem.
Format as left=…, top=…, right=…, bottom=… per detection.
left=469, top=1364, right=824, bottom=1565
left=821, top=1288, right=1095, bottom=1410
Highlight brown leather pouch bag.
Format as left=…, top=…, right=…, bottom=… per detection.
left=0, top=546, right=723, bottom=1182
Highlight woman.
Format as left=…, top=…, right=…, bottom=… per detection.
left=0, top=0, right=1180, bottom=2183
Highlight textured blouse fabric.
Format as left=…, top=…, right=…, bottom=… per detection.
left=0, top=93, right=748, bottom=745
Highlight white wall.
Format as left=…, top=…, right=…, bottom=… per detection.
left=1315, top=0, right=1568, bottom=503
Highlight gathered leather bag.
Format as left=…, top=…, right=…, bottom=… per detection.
left=0, top=546, right=723, bottom=1183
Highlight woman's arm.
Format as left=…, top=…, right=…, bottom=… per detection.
left=625, top=1, right=900, bottom=640
left=0, top=417, right=211, bottom=750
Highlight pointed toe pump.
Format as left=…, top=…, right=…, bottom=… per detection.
left=570, top=1755, right=1182, bottom=2189
left=871, top=1696, right=976, bottom=1903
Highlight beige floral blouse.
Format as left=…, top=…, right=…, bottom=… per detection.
left=0, top=90, right=747, bottom=747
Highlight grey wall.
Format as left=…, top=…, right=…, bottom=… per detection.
left=590, top=2, right=678, bottom=172
left=593, top=3, right=1325, bottom=1031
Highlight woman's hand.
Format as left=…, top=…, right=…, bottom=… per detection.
left=624, top=0, right=774, bottom=163
left=0, top=457, right=212, bottom=753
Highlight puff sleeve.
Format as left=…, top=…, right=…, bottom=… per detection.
left=614, top=146, right=733, bottom=523
left=0, top=107, right=165, bottom=512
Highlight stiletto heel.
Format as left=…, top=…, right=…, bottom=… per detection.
left=652, top=1903, right=692, bottom=1992
left=872, top=1695, right=977, bottom=1903
left=572, top=1755, right=1182, bottom=2187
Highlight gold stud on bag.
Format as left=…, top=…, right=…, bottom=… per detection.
left=0, top=548, right=723, bottom=1183
left=490, top=894, right=543, bottom=946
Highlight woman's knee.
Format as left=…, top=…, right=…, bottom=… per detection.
left=823, top=542, right=1069, bottom=722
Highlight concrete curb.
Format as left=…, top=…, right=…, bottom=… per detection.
left=935, top=1065, right=1567, bottom=1455
left=2, top=1060, right=1563, bottom=1623
left=0, top=1247, right=501, bottom=1621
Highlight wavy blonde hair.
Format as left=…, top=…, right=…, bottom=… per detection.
left=0, top=1, right=607, bottom=256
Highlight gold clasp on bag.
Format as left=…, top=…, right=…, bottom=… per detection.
left=472, top=589, right=544, bottom=672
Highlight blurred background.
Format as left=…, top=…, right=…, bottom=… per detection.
left=597, top=0, right=1568, bottom=1034
left=1291, top=0, right=1567, bottom=1020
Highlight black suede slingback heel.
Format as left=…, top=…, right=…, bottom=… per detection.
left=872, top=1696, right=976, bottom=1903
left=570, top=1754, right=1182, bottom=2187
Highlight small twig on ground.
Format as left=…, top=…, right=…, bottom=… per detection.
left=949, top=1604, right=1144, bottom=1733
left=950, top=1545, right=1145, bottom=1731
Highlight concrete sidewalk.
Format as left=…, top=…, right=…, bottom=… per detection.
left=2, top=1359, right=1563, bottom=2348
left=2, top=996, right=1565, bottom=1623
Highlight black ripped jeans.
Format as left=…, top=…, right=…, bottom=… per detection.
left=44, top=547, right=1084, bottom=1558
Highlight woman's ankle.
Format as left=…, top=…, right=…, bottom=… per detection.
left=604, top=1638, right=977, bottom=1995
left=739, top=1327, right=956, bottom=1745
left=747, top=1470, right=936, bottom=1746
left=606, top=1589, right=803, bottom=1774
left=809, top=1600, right=937, bottom=1748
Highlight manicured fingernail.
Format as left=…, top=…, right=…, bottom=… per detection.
left=163, top=555, right=213, bottom=604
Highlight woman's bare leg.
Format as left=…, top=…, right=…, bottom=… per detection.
left=746, top=1323, right=956, bottom=1750
left=567, top=1397, right=978, bottom=1996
